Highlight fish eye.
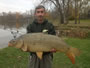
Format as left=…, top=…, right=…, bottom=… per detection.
left=10, top=39, right=16, bottom=43
left=13, top=40, right=16, bottom=42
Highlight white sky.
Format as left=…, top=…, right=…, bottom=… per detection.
left=0, top=0, right=40, bottom=13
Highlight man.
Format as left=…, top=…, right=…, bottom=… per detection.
left=27, top=5, right=56, bottom=68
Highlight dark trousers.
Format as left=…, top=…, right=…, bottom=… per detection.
left=28, top=53, right=53, bottom=68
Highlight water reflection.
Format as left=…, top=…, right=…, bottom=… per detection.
left=0, top=27, right=26, bottom=49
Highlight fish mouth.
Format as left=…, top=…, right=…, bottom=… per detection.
left=8, top=43, right=12, bottom=46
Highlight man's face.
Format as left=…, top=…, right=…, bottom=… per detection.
left=35, top=8, right=46, bottom=22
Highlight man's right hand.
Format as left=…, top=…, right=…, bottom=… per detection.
left=50, top=48, right=56, bottom=53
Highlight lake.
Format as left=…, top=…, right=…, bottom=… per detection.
left=0, top=27, right=26, bottom=49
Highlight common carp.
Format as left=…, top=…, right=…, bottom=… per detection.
left=8, top=33, right=80, bottom=64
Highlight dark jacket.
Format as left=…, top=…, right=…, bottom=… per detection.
left=26, top=19, right=56, bottom=55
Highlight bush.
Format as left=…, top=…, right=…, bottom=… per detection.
left=87, top=31, right=90, bottom=39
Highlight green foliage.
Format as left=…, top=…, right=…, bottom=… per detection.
left=87, top=31, right=90, bottom=39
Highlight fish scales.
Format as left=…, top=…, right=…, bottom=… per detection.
left=21, top=33, right=70, bottom=52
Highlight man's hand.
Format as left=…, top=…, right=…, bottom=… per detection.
left=50, top=48, right=56, bottom=53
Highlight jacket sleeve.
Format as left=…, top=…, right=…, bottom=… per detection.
left=26, top=24, right=32, bottom=33
left=48, top=23, right=56, bottom=35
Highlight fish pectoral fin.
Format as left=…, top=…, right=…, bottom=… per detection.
left=21, top=45, right=27, bottom=52
left=66, top=52, right=75, bottom=64
left=36, top=52, right=43, bottom=60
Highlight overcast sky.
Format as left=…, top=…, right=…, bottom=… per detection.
left=0, top=0, right=40, bottom=13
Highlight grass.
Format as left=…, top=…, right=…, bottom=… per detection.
left=53, top=19, right=90, bottom=27
left=0, top=38, right=90, bottom=68
left=54, top=19, right=90, bottom=31
left=68, top=19, right=90, bottom=26
left=53, top=38, right=90, bottom=68
left=0, top=47, right=29, bottom=68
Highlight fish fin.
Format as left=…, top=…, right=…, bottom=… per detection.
left=66, top=52, right=75, bottom=64
left=36, top=52, right=43, bottom=60
left=70, top=47, right=81, bottom=56
left=66, top=47, right=81, bottom=64
left=21, top=44, right=27, bottom=52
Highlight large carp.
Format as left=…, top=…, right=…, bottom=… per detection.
left=8, top=33, right=80, bottom=64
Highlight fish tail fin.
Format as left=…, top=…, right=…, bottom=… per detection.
left=66, top=51, right=75, bottom=64
left=36, top=52, right=43, bottom=60
left=66, top=47, right=81, bottom=64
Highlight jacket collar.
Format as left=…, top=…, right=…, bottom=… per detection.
left=33, top=19, right=48, bottom=25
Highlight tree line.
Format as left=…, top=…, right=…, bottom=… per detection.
left=0, top=11, right=34, bottom=29
left=0, top=0, right=90, bottom=29
left=41, top=0, right=90, bottom=24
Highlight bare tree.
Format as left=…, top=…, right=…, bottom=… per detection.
left=41, top=0, right=90, bottom=24
left=74, top=0, right=89, bottom=24
left=41, top=0, right=66, bottom=24
left=41, top=0, right=73, bottom=24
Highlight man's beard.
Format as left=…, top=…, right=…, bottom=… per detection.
left=38, top=15, right=43, bottom=18
left=37, top=16, right=44, bottom=23
left=38, top=16, right=44, bottom=20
